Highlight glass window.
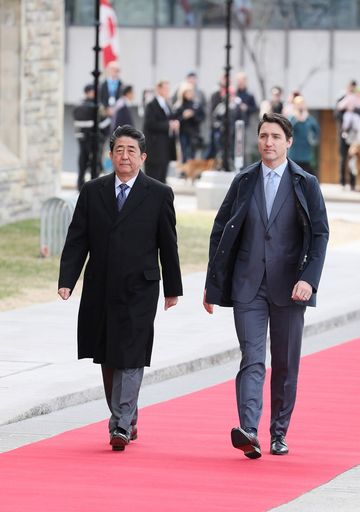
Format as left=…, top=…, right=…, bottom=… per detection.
left=65, top=0, right=155, bottom=26
left=65, top=0, right=94, bottom=26
left=114, top=0, right=155, bottom=26
left=156, top=0, right=199, bottom=26
left=233, top=0, right=359, bottom=30
left=64, top=0, right=360, bottom=29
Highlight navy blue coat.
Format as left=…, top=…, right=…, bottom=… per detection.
left=205, top=159, right=329, bottom=308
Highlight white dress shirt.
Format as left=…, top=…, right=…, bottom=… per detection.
left=115, top=173, right=139, bottom=199
left=261, top=159, right=288, bottom=197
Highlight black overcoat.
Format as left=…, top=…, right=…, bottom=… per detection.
left=205, top=159, right=329, bottom=308
left=58, top=171, right=183, bottom=368
left=143, top=98, right=177, bottom=168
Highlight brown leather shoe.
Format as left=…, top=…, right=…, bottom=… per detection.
left=270, top=436, right=288, bottom=455
left=231, top=427, right=262, bottom=459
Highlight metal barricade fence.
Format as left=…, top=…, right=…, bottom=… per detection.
left=40, top=195, right=77, bottom=257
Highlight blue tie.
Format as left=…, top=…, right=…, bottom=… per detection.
left=265, top=171, right=277, bottom=218
left=117, top=183, right=129, bottom=212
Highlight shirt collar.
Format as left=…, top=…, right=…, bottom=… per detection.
left=115, top=172, right=139, bottom=192
left=156, top=95, right=168, bottom=109
left=262, top=159, right=288, bottom=179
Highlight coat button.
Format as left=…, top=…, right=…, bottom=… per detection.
left=221, top=250, right=225, bottom=254
left=265, top=234, right=271, bottom=241
left=231, top=225, right=234, bottom=228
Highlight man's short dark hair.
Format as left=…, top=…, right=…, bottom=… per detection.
left=110, top=125, right=146, bottom=153
left=258, top=113, right=293, bottom=140
left=84, top=83, right=95, bottom=93
left=123, top=85, right=133, bottom=96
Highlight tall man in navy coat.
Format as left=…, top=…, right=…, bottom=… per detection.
left=204, top=113, right=329, bottom=459
left=58, top=125, right=182, bottom=451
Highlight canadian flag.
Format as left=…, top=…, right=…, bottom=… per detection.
left=100, top=0, right=120, bottom=68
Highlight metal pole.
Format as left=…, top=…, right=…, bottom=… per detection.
left=91, top=0, right=101, bottom=180
left=223, top=0, right=233, bottom=172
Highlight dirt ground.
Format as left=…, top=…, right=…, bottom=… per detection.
left=0, top=219, right=359, bottom=312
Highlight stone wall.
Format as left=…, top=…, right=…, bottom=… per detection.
left=0, top=0, right=64, bottom=225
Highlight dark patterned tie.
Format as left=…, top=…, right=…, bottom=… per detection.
left=116, top=183, right=129, bottom=212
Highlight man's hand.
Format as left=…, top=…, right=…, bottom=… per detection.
left=203, top=289, right=214, bottom=314
left=169, top=119, right=180, bottom=133
left=291, top=280, right=312, bottom=302
left=164, top=296, right=178, bottom=310
left=58, top=287, right=71, bottom=300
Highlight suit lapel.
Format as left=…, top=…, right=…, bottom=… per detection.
left=99, top=172, right=118, bottom=223
left=154, top=98, right=169, bottom=119
left=267, top=166, right=291, bottom=229
left=114, top=171, right=150, bottom=225
left=253, top=171, right=268, bottom=228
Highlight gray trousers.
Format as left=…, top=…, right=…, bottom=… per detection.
left=101, top=365, right=144, bottom=434
left=233, top=280, right=305, bottom=437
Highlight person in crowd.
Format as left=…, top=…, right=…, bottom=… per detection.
left=235, top=71, right=257, bottom=127
left=287, top=96, right=320, bottom=175
left=111, top=85, right=135, bottom=132
left=73, top=83, right=107, bottom=190
left=172, top=71, right=206, bottom=112
left=204, top=74, right=230, bottom=160
left=143, top=79, right=179, bottom=182
left=203, top=113, right=329, bottom=459
left=209, top=86, right=245, bottom=166
left=173, top=83, right=205, bottom=162
left=259, top=86, right=284, bottom=117
left=99, top=60, right=123, bottom=117
left=335, top=80, right=360, bottom=190
left=58, top=124, right=183, bottom=452
left=282, top=90, right=301, bottom=118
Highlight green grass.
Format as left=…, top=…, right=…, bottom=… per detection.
left=0, top=219, right=60, bottom=301
left=0, top=212, right=215, bottom=304
left=176, top=211, right=215, bottom=271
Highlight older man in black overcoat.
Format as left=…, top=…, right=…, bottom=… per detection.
left=58, top=125, right=182, bottom=451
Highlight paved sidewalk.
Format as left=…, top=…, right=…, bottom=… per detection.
left=1, top=235, right=360, bottom=426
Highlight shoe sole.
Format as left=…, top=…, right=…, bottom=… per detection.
left=231, top=429, right=262, bottom=459
left=270, top=448, right=289, bottom=455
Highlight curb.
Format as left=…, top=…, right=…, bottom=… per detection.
left=4, top=308, right=360, bottom=427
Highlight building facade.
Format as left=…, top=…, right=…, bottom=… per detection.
left=0, top=0, right=64, bottom=225
left=63, top=1, right=360, bottom=183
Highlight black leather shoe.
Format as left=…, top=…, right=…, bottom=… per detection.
left=110, top=428, right=130, bottom=451
left=231, top=427, right=262, bottom=459
left=270, top=435, right=288, bottom=455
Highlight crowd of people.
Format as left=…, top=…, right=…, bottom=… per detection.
left=335, top=79, right=360, bottom=191
left=73, top=61, right=358, bottom=191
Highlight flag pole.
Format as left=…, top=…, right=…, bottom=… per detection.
left=91, top=0, right=101, bottom=180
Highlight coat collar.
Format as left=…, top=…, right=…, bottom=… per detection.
left=99, top=170, right=151, bottom=225
left=240, top=158, right=307, bottom=178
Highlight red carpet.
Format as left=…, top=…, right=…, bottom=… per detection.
left=1, top=338, right=360, bottom=512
